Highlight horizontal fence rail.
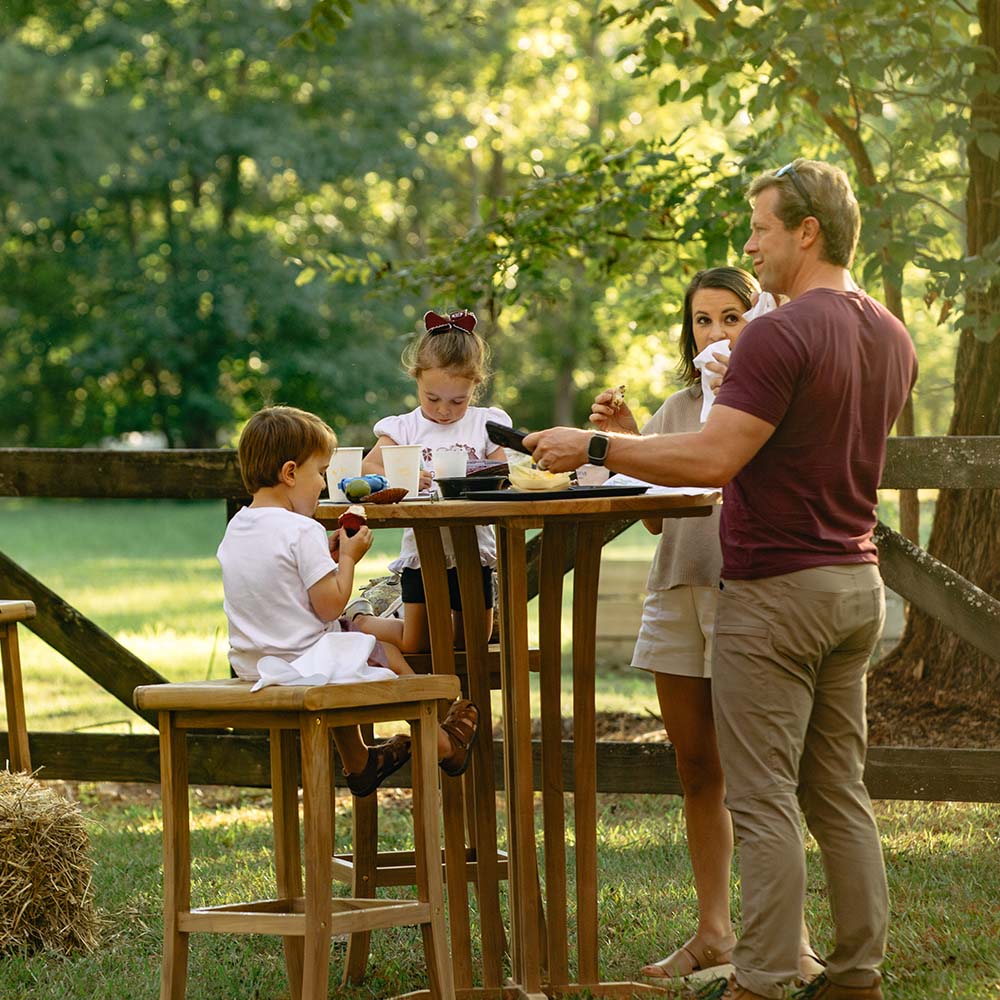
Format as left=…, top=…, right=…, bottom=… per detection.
left=3, top=733, right=997, bottom=804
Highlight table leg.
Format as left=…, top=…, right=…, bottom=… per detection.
left=572, top=523, right=604, bottom=986
left=300, top=713, right=334, bottom=1000
left=414, top=527, right=474, bottom=989
left=272, top=727, right=304, bottom=1000
left=452, top=525, right=506, bottom=988
left=343, top=724, right=378, bottom=985
left=538, top=523, right=569, bottom=988
left=496, top=525, right=544, bottom=998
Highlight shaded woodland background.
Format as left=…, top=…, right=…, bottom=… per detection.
left=2, top=0, right=997, bottom=694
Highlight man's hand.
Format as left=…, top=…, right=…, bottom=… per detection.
left=522, top=427, right=591, bottom=474
left=590, top=387, right=639, bottom=435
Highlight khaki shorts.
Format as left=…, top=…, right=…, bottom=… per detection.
left=631, top=585, right=718, bottom=678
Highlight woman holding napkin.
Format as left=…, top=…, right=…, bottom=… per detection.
left=590, top=267, right=822, bottom=986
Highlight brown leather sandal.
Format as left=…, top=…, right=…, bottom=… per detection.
left=345, top=734, right=412, bottom=797
left=639, top=935, right=735, bottom=980
left=439, top=699, right=480, bottom=777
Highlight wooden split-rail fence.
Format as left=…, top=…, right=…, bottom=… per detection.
left=1, top=438, right=998, bottom=803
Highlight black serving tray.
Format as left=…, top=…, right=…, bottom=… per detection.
left=464, top=484, right=650, bottom=501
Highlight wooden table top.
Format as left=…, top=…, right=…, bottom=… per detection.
left=313, top=490, right=719, bottom=528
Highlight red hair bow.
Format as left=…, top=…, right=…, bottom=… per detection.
left=424, top=309, right=477, bottom=334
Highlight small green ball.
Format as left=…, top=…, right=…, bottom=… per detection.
left=344, top=478, right=372, bottom=500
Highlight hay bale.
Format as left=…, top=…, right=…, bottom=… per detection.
left=0, top=770, right=100, bottom=955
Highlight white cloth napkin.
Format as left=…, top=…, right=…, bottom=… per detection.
left=692, top=339, right=733, bottom=423
left=742, top=291, right=779, bottom=323
left=603, top=473, right=717, bottom=497
left=251, top=632, right=397, bottom=692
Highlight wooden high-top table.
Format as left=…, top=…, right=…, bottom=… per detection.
left=315, top=491, right=717, bottom=999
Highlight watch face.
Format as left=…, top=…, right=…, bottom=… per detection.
left=588, top=434, right=609, bottom=464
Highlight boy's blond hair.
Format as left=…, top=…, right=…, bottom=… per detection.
left=238, top=405, right=337, bottom=494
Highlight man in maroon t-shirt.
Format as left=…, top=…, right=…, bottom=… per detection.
left=527, top=159, right=917, bottom=1000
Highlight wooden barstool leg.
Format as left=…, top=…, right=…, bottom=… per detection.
left=343, top=724, right=379, bottom=985
left=159, top=711, right=190, bottom=1000
left=413, top=701, right=456, bottom=1000
left=272, top=727, right=304, bottom=1000
left=300, top=713, right=334, bottom=1000
left=0, top=615, right=31, bottom=773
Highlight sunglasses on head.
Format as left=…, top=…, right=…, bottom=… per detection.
left=775, top=162, right=818, bottom=221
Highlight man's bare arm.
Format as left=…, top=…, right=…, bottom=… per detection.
left=523, top=405, right=776, bottom=487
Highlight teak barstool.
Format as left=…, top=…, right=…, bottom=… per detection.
left=133, top=676, right=460, bottom=1000
left=1, top=599, right=36, bottom=773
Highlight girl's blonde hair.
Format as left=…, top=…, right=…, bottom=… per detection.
left=402, top=310, right=492, bottom=393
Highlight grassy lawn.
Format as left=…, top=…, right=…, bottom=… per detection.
left=0, top=790, right=996, bottom=999
left=3, top=498, right=997, bottom=999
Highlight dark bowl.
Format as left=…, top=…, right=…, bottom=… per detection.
left=437, top=475, right=507, bottom=499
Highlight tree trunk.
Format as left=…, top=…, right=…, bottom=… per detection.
left=880, top=0, right=1000, bottom=689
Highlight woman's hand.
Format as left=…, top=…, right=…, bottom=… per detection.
left=418, top=469, right=433, bottom=491
left=705, top=351, right=730, bottom=394
left=590, top=387, right=639, bottom=435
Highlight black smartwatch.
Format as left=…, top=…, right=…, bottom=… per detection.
left=587, top=432, right=610, bottom=467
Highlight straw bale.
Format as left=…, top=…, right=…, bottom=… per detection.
left=0, top=770, right=100, bottom=955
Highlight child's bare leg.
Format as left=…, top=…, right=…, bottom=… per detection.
left=353, top=614, right=404, bottom=646
left=452, top=609, right=494, bottom=650
left=380, top=641, right=415, bottom=676
left=331, top=725, right=369, bottom=774
left=353, top=603, right=430, bottom=653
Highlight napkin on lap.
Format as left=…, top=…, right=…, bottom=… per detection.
left=252, top=632, right=397, bottom=691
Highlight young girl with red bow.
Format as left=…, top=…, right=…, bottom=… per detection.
left=354, top=310, right=512, bottom=652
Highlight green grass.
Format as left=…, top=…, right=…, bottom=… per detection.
left=0, top=791, right=997, bottom=999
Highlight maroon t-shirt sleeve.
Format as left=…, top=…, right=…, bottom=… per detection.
left=714, top=316, right=806, bottom=427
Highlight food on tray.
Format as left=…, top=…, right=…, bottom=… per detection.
left=339, top=474, right=389, bottom=501
left=338, top=504, right=367, bottom=537
left=508, top=464, right=572, bottom=492
left=610, top=384, right=627, bottom=410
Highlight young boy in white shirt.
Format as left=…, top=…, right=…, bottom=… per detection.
left=217, top=405, right=479, bottom=796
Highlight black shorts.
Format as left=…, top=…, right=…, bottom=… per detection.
left=399, top=566, right=495, bottom=612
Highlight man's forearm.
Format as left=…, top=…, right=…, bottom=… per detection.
left=605, top=430, right=728, bottom=487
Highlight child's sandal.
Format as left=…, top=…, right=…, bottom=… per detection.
left=439, top=699, right=480, bottom=777
left=346, top=734, right=412, bottom=797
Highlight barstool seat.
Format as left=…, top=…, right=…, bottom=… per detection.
left=134, top=676, right=460, bottom=1000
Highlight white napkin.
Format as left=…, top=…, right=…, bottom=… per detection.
left=742, top=291, right=779, bottom=323
left=602, top=473, right=717, bottom=497
left=251, top=632, right=397, bottom=692
left=692, top=339, right=733, bottom=423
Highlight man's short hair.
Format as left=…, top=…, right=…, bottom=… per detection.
left=238, top=405, right=337, bottom=494
left=749, top=159, right=861, bottom=268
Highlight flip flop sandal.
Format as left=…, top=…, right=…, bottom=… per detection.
left=439, top=699, right=480, bottom=778
left=345, top=734, right=412, bottom=797
left=639, top=936, right=734, bottom=980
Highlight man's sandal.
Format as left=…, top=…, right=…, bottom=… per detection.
left=439, top=699, right=480, bottom=777
left=640, top=936, right=734, bottom=980
left=346, top=734, right=412, bottom=797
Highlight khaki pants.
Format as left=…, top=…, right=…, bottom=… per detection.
left=712, top=564, right=888, bottom=998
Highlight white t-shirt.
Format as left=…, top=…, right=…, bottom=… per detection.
left=373, top=405, right=512, bottom=571
left=217, top=506, right=340, bottom=680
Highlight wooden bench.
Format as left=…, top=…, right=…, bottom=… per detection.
left=133, top=676, right=461, bottom=1000
left=1, top=599, right=36, bottom=773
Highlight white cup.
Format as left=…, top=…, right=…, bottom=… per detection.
left=433, top=447, right=468, bottom=481
left=326, top=447, right=364, bottom=502
left=381, top=444, right=423, bottom=499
